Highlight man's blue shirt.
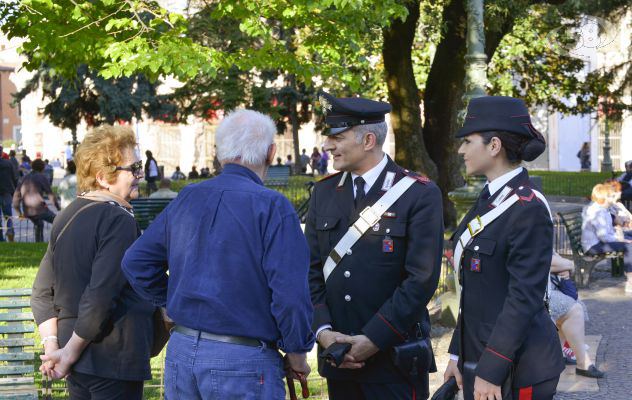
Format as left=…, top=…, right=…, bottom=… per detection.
left=122, top=164, right=314, bottom=353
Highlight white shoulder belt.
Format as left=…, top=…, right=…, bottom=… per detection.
left=453, top=188, right=552, bottom=298
left=323, top=176, right=416, bottom=281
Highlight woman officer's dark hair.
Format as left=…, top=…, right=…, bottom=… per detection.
left=478, top=131, right=530, bottom=163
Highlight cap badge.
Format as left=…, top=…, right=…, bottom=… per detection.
left=319, top=95, right=332, bottom=115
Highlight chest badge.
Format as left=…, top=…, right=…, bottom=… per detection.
left=382, top=236, right=394, bottom=253
left=470, top=257, right=481, bottom=272
left=372, top=223, right=380, bottom=232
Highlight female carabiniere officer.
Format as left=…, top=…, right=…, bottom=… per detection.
left=443, top=97, right=564, bottom=400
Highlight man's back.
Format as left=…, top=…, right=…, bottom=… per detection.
left=123, top=163, right=314, bottom=352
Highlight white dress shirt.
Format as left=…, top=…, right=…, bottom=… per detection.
left=487, top=167, right=524, bottom=197
left=351, top=154, right=388, bottom=198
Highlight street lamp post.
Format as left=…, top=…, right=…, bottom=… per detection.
left=446, top=0, right=488, bottom=307
left=450, top=0, right=488, bottom=224
left=601, top=102, right=613, bottom=172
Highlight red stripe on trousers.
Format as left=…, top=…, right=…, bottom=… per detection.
left=519, top=386, right=533, bottom=400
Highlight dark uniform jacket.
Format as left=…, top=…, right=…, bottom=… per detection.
left=306, top=156, right=444, bottom=383
left=448, top=169, right=564, bottom=388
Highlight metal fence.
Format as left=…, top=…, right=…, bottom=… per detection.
left=0, top=216, right=52, bottom=243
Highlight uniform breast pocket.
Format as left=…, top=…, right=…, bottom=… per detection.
left=465, top=237, right=496, bottom=256
left=464, top=237, right=496, bottom=273
left=315, top=215, right=341, bottom=251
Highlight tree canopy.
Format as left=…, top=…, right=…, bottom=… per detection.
left=3, top=0, right=631, bottom=226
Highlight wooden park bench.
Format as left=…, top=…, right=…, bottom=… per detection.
left=557, top=210, right=624, bottom=287
left=130, top=198, right=173, bottom=231
left=264, top=166, right=291, bottom=187
left=0, top=289, right=38, bottom=400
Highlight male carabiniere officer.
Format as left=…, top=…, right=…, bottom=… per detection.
left=305, top=92, right=444, bottom=399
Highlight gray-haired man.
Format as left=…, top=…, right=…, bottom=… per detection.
left=123, top=109, right=314, bottom=399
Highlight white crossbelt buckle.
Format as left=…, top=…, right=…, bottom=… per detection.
left=467, top=215, right=484, bottom=237
left=353, top=207, right=381, bottom=233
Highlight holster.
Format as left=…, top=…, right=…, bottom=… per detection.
left=390, top=323, right=436, bottom=381
left=462, top=361, right=513, bottom=400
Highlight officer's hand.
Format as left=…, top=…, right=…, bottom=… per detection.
left=285, top=353, right=311, bottom=378
left=336, top=335, right=378, bottom=363
left=473, top=376, right=501, bottom=400
left=558, top=270, right=571, bottom=279
left=443, top=359, right=463, bottom=390
left=317, top=330, right=345, bottom=349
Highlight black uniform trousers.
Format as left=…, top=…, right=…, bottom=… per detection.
left=328, top=375, right=429, bottom=400
left=66, top=371, right=143, bottom=400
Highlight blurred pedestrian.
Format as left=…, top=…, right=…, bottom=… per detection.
left=617, top=160, right=632, bottom=201
left=58, top=160, right=77, bottom=209
left=44, top=159, right=54, bottom=185
left=13, top=159, right=59, bottom=242
left=319, top=146, right=329, bottom=175
left=170, top=166, right=186, bottom=181
left=149, top=179, right=178, bottom=199
left=9, top=150, right=19, bottom=180
left=200, top=167, right=210, bottom=178
left=285, top=154, right=293, bottom=166
left=299, top=149, right=309, bottom=174
left=577, top=142, right=591, bottom=171
left=0, top=145, right=17, bottom=242
left=122, top=109, right=314, bottom=399
left=144, top=150, right=160, bottom=196
left=31, top=125, right=155, bottom=399
left=187, top=166, right=199, bottom=179
left=310, top=147, right=321, bottom=175
left=19, top=157, right=31, bottom=177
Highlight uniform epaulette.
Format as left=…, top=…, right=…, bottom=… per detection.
left=317, top=171, right=343, bottom=183
left=514, top=184, right=535, bottom=203
left=403, top=169, right=430, bottom=185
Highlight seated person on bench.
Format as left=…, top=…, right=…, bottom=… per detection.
left=607, top=181, right=632, bottom=241
left=582, top=183, right=632, bottom=294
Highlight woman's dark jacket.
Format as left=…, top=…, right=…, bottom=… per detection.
left=31, top=198, right=155, bottom=381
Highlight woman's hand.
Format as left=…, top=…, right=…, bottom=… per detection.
left=40, top=347, right=80, bottom=380
left=443, top=359, right=463, bottom=390
left=40, top=340, right=60, bottom=377
left=474, top=376, right=501, bottom=400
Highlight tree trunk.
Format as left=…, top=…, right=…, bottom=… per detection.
left=422, top=0, right=519, bottom=228
left=422, top=0, right=468, bottom=228
left=288, top=78, right=302, bottom=175
left=71, top=127, right=78, bottom=155
left=382, top=0, right=437, bottom=179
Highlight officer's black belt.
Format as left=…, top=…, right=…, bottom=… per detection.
left=173, top=325, right=278, bottom=350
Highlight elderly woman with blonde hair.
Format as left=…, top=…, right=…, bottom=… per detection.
left=582, top=183, right=632, bottom=294
left=31, top=125, right=156, bottom=399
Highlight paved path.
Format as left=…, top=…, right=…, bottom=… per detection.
left=428, top=270, right=632, bottom=399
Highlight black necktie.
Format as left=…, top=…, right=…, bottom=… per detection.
left=354, top=177, right=366, bottom=208
left=479, top=185, right=491, bottom=204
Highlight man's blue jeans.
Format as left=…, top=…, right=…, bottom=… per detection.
left=165, top=330, right=286, bottom=400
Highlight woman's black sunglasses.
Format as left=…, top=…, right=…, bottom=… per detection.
left=116, top=161, right=143, bottom=178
